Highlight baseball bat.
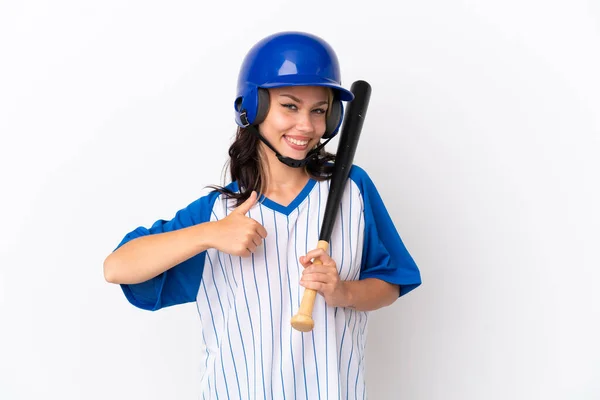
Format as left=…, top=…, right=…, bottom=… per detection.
left=291, top=80, right=372, bottom=332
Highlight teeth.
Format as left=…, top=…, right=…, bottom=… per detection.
left=286, top=136, right=309, bottom=146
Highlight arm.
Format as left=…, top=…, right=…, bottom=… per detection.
left=299, top=249, right=400, bottom=312
left=341, top=278, right=399, bottom=311
left=103, top=222, right=216, bottom=284
left=105, top=191, right=266, bottom=285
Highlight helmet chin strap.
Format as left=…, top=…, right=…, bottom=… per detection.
left=247, top=125, right=332, bottom=169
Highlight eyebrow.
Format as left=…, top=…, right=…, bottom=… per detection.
left=279, top=94, right=328, bottom=107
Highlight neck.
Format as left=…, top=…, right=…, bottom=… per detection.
left=260, top=144, right=310, bottom=193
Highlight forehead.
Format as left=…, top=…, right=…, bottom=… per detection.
left=269, top=85, right=329, bottom=100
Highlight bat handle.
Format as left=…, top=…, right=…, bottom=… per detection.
left=291, top=240, right=330, bottom=332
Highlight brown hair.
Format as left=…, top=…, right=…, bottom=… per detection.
left=209, top=127, right=335, bottom=207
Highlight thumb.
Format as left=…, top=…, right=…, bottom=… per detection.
left=234, top=191, right=258, bottom=215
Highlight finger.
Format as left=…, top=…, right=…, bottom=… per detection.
left=299, top=256, right=313, bottom=268
left=303, top=255, right=330, bottom=268
left=303, top=263, right=337, bottom=275
left=299, top=280, right=325, bottom=293
left=241, top=248, right=251, bottom=258
left=304, top=248, right=330, bottom=262
left=251, top=235, right=262, bottom=247
left=233, top=191, right=258, bottom=215
left=256, top=224, right=268, bottom=239
left=300, top=271, right=332, bottom=283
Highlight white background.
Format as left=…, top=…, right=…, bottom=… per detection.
left=1, top=1, right=599, bottom=399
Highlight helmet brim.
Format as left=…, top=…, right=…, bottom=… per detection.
left=259, top=76, right=355, bottom=102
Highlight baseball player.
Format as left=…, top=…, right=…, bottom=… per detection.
left=104, top=31, right=422, bottom=399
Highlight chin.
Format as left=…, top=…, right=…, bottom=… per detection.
left=283, top=151, right=310, bottom=161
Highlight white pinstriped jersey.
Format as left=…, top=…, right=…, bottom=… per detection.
left=115, top=165, right=421, bottom=399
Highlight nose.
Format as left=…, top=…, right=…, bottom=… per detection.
left=295, top=111, right=315, bottom=133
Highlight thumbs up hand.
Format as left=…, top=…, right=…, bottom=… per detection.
left=209, top=191, right=268, bottom=257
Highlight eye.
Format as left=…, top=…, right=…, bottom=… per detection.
left=281, top=103, right=298, bottom=111
left=312, top=108, right=327, bottom=115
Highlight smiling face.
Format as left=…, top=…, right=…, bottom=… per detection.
left=258, top=85, right=330, bottom=162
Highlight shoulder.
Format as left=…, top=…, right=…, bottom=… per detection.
left=346, top=164, right=393, bottom=215
left=348, top=164, right=378, bottom=193
left=348, top=164, right=370, bottom=182
left=185, top=181, right=239, bottom=220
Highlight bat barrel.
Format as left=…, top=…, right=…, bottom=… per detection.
left=319, top=80, right=372, bottom=242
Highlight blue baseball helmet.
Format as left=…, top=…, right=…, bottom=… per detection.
left=234, top=31, right=354, bottom=139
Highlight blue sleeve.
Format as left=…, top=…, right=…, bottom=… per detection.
left=113, top=190, right=221, bottom=311
left=350, top=166, right=422, bottom=297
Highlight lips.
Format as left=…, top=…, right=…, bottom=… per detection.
left=283, top=135, right=310, bottom=150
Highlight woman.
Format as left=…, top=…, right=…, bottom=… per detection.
left=104, top=31, right=421, bottom=399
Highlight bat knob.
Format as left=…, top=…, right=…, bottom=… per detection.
left=291, top=313, right=314, bottom=332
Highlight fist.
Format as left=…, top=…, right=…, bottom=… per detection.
left=299, top=248, right=350, bottom=307
left=211, top=191, right=268, bottom=257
